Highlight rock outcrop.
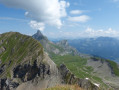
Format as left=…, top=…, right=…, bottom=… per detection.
left=56, top=40, right=79, bottom=56
left=16, top=53, right=62, bottom=90
left=59, top=64, right=99, bottom=90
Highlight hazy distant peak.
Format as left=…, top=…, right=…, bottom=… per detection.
left=57, top=40, right=68, bottom=46
left=32, top=30, right=45, bottom=40
left=36, top=30, right=44, bottom=37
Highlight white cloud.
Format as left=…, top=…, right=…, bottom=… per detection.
left=70, top=10, right=83, bottom=15
left=30, top=21, right=45, bottom=31
left=44, top=27, right=119, bottom=39
left=0, top=0, right=69, bottom=30
left=84, top=27, right=119, bottom=37
left=68, top=15, right=90, bottom=22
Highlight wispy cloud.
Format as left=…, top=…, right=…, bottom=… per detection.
left=70, top=10, right=90, bottom=15
left=29, top=21, right=45, bottom=31
left=0, top=17, right=28, bottom=22
left=67, top=15, right=90, bottom=23
left=70, top=10, right=83, bottom=15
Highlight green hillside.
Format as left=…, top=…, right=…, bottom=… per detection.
left=51, top=54, right=119, bottom=89
left=0, top=32, right=43, bottom=78
left=107, top=60, right=119, bottom=76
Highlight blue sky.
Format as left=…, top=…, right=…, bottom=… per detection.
left=0, top=0, right=119, bottom=39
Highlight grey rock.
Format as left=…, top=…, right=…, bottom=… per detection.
left=0, top=47, right=6, bottom=54
left=0, top=40, right=3, bottom=45
left=59, top=64, right=99, bottom=90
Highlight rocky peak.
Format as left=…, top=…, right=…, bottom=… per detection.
left=36, top=30, right=43, bottom=37
left=57, top=40, right=68, bottom=46
left=32, top=30, right=45, bottom=40
left=32, top=31, right=79, bottom=56
left=59, top=64, right=99, bottom=90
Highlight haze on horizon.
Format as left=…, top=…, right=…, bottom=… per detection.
left=0, top=0, right=119, bottom=39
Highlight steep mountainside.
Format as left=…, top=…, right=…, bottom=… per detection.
left=68, top=37, right=119, bottom=63
left=0, top=32, right=99, bottom=90
left=0, top=32, right=62, bottom=90
left=32, top=30, right=79, bottom=56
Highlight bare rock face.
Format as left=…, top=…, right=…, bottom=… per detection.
left=0, top=53, right=62, bottom=90
left=59, top=64, right=99, bottom=90
left=0, top=40, right=3, bottom=45
left=15, top=53, right=62, bottom=90
left=0, top=78, right=19, bottom=90
left=56, top=40, right=69, bottom=46
left=0, top=47, right=6, bottom=54
left=13, top=62, right=49, bottom=81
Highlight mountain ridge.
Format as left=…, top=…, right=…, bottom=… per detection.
left=32, top=30, right=79, bottom=56
left=0, top=32, right=63, bottom=90
left=0, top=32, right=99, bottom=90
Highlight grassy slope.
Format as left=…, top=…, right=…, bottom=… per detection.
left=107, top=60, right=119, bottom=76
left=51, top=54, right=109, bottom=89
left=0, top=32, right=43, bottom=78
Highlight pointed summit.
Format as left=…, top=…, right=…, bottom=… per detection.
left=32, top=30, right=45, bottom=40
left=36, top=30, right=43, bottom=37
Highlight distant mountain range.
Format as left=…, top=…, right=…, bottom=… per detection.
left=68, top=37, right=119, bottom=63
